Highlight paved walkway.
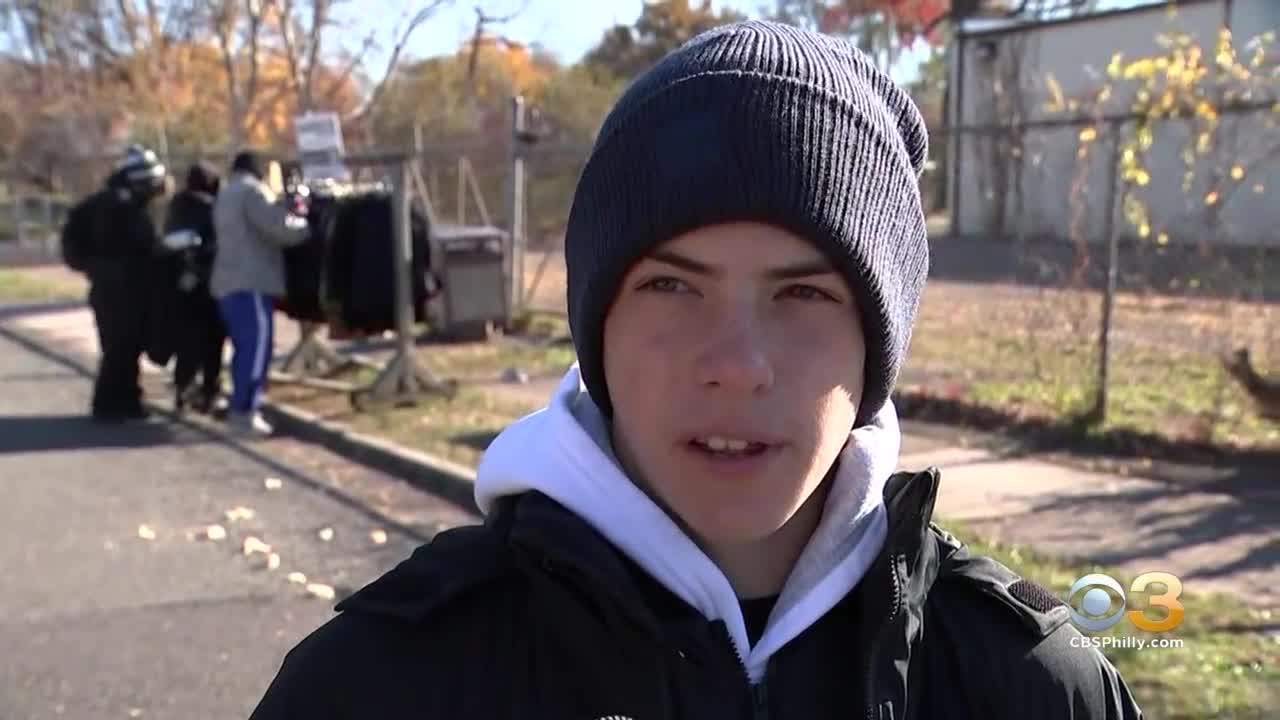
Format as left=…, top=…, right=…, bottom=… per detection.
left=0, top=303, right=477, bottom=720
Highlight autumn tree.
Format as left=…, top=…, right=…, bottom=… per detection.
left=583, top=0, right=746, bottom=82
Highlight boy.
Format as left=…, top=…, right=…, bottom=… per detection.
left=249, top=21, right=1142, bottom=719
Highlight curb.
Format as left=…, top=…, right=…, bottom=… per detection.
left=0, top=312, right=482, bottom=514
left=259, top=401, right=480, bottom=513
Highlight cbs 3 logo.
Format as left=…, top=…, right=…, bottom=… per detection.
left=1065, top=572, right=1185, bottom=632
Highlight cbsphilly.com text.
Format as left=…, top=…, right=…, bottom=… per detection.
left=1070, top=635, right=1186, bottom=651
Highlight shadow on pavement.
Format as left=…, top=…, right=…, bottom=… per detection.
left=0, top=300, right=86, bottom=321
left=0, top=414, right=188, bottom=454
left=1027, top=471, right=1280, bottom=603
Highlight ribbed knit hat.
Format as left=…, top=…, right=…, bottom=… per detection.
left=565, top=20, right=930, bottom=427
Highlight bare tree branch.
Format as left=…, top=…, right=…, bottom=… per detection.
left=277, top=0, right=305, bottom=104
left=351, top=0, right=451, bottom=122
left=301, top=0, right=331, bottom=110
left=322, top=30, right=376, bottom=104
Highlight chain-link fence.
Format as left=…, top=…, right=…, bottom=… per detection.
left=916, top=98, right=1279, bottom=450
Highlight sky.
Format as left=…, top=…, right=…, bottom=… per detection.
left=339, top=0, right=1157, bottom=87
left=345, top=0, right=769, bottom=70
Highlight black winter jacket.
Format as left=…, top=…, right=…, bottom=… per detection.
left=163, top=189, right=218, bottom=284
left=249, top=469, right=1143, bottom=719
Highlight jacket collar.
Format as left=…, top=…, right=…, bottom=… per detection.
left=337, top=469, right=946, bottom=633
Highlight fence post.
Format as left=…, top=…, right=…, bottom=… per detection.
left=1090, top=119, right=1124, bottom=424
left=508, top=95, right=527, bottom=316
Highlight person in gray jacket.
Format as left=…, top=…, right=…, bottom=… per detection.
left=211, top=151, right=309, bottom=438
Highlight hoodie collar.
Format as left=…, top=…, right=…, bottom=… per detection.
left=474, top=365, right=904, bottom=682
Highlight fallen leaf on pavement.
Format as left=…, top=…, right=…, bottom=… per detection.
left=242, top=536, right=271, bottom=556
left=137, top=525, right=156, bottom=541
left=128, top=709, right=143, bottom=718
left=267, top=553, right=281, bottom=570
left=306, top=583, right=336, bottom=600
left=206, top=524, right=227, bottom=541
left=318, top=527, right=334, bottom=542
left=264, top=477, right=283, bottom=490
left=287, top=572, right=307, bottom=584
left=369, top=529, right=388, bottom=545
left=225, top=506, right=256, bottom=522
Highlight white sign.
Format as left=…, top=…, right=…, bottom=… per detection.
left=294, top=112, right=350, bottom=181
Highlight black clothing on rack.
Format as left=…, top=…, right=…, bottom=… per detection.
left=280, top=192, right=337, bottom=323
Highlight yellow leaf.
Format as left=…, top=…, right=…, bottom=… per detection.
left=318, top=527, right=335, bottom=542
left=1135, top=170, right=1151, bottom=187
left=1205, top=191, right=1220, bottom=205
left=225, top=506, right=255, bottom=522
left=1231, top=165, right=1245, bottom=180
left=267, top=553, right=281, bottom=570
left=242, top=536, right=271, bottom=556
left=264, top=477, right=283, bottom=490
left=370, top=529, right=388, bottom=545
left=1157, top=232, right=1171, bottom=246
left=137, top=524, right=157, bottom=541
left=306, top=583, right=336, bottom=600
left=1197, top=132, right=1212, bottom=153
left=1045, top=74, right=1066, bottom=112
left=1107, top=53, right=1125, bottom=79
left=1079, top=127, right=1098, bottom=143
left=1139, top=223, right=1151, bottom=238
left=1138, top=127, right=1154, bottom=149
left=287, top=572, right=307, bottom=584
left=206, top=524, right=227, bottom=541
left=1254, top=184, right=1266, bottom=194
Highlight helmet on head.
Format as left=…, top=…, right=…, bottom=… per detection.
left=112, top=144, right=167, bottom=201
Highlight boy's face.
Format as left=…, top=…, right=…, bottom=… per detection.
left=603, top=222, right=866, bottom=551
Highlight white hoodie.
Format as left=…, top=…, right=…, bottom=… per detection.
left=474, top=365, right=902, bottom=683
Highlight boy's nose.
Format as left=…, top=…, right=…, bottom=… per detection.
left=693, top=318, right=774, bottom=394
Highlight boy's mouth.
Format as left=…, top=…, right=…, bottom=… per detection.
left=689, top=435, right=772, bottom=457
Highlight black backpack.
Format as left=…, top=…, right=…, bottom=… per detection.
left=60, top=193, right=100, bottom=273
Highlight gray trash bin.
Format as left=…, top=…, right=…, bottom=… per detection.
left=432, top=223, right=511, bottom=339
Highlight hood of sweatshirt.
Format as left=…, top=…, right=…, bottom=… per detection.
left=474, top=365, right=902, bottom=682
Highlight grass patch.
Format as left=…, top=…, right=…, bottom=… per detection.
left=950, top=522, right=1279, bottom=718
left=0, top=268, right=85, bottom=303
left=276, top=379, right=542, bottom=469
left=417, top=337, right=576, bottom=381
left=906, top=283, right=1279, bottom=450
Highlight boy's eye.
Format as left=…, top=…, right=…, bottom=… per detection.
left=638, top=276, right=689, bottom=293
left=780, top=285, right=839, bottom=302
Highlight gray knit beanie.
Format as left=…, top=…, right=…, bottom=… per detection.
left=565, top=20, right=930, bottom=427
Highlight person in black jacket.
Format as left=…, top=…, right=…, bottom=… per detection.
left=61, top=145, right=167, bottom=422
left=162, top=162, right=226, bottom=414
left=249, top=21, right=1144, bottom=720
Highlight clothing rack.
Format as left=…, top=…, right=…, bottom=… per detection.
left=276, top=152, right=455, bottom=408
left=278, top=179, right=389, bottom=379
left=343, top=152, right=455, bottom=408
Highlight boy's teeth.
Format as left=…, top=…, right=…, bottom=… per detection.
left=700, top=437, right=753, bottom=452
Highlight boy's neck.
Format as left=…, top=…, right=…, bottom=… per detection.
left=708, top=477, right=831, bottom=599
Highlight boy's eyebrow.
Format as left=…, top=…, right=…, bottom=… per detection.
left=646, top=249, right=837, bottom=280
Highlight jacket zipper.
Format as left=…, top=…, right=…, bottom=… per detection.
left=712, top=620, right=771, bottom=720
left=751, top=680, right=770, bottom=720
left=864, top=552, right=903, bottom=720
